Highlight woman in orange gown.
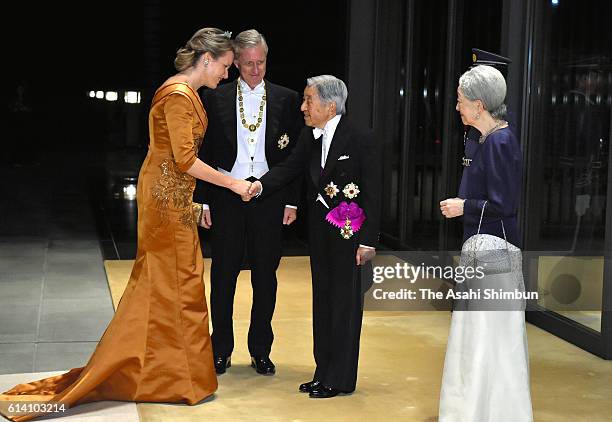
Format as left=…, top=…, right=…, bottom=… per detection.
left=0, top=28, right=253, bottom=421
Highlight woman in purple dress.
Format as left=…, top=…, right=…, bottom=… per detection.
left=438, top=65, right=533, bottom=422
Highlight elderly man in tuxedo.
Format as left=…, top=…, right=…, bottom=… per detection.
left=250, top=75, right=382, bottom=398
left=194, top=29, right=303, bottom=376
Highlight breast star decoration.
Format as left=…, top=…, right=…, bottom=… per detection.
left=325, top=182, right=340, bottom=198
left=278, top=133, right=290, bottom=149
left=342, top=182, right=360, bottom=199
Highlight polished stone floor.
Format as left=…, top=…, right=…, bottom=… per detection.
left=0, top=150, right=114, bottom=375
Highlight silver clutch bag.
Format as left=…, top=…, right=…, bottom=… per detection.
left=461, top=200, right=518, bottom=276
left=456, top=200, right=525, bottom=311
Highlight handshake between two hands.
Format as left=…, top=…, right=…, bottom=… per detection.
left=201, top=179, right=297, bottom=228
left=232, top=180, right=263, bottom=202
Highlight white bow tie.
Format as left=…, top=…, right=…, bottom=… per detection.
left=313, top=127, right=325, bottom=140
left=241, top=83, right=265, bottom=96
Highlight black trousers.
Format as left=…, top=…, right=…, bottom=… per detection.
left=308, top=205, right=364, bottom=392
left=208, top=187, right=285, bottom=358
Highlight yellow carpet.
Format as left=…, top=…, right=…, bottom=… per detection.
left=103, top=257, right=612, bottom=422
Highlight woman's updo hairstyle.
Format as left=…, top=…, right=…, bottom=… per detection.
left=174, top=27, right=233, bottom=72
left=459, top=65, right=508, bottom=119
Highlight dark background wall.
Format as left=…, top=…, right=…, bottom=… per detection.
left=2, top=0, right=348, bottom=148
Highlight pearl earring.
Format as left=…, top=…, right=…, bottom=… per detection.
left=204, top=59, right=209, bottom=66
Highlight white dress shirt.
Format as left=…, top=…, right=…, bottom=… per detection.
left=313, top=115, right=342, bottom=210
left=229, top=78, right=268, bottom=180
left=312, top=114, right=342, bottom=169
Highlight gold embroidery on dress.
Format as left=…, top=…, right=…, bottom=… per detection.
left=185, top=134, right=205, bottom=226
left=191, top=203, right=203, bottom=226
left=151, top=134, right=204, bottom=228
left=179, top=208, right=196, bottom=227
left=152, top=158, right=196, bottom=227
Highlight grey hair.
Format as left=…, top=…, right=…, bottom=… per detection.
left=306, top=75, right=348, bottom=115
left=459, top=65, right=507, bottom=119
left=234, top=29, right=268, bottom=58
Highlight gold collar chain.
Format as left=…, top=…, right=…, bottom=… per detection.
left=237, top=79, right=266, bottom=132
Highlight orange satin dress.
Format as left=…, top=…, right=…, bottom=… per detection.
left=0, top=82, right=217, bottom=421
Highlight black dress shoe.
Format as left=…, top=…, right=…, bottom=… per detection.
left=299, top=380, right=321, bottom=393
left=214, top=356, right=231, bottom=374
left=309, top=385, right=352, bottom=399
left=250, top=356, right=275, bottom=375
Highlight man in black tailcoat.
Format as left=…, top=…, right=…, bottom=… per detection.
left=194, top=29, right=303, bottom=375
left=250, top=75, right=382, bottom=398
